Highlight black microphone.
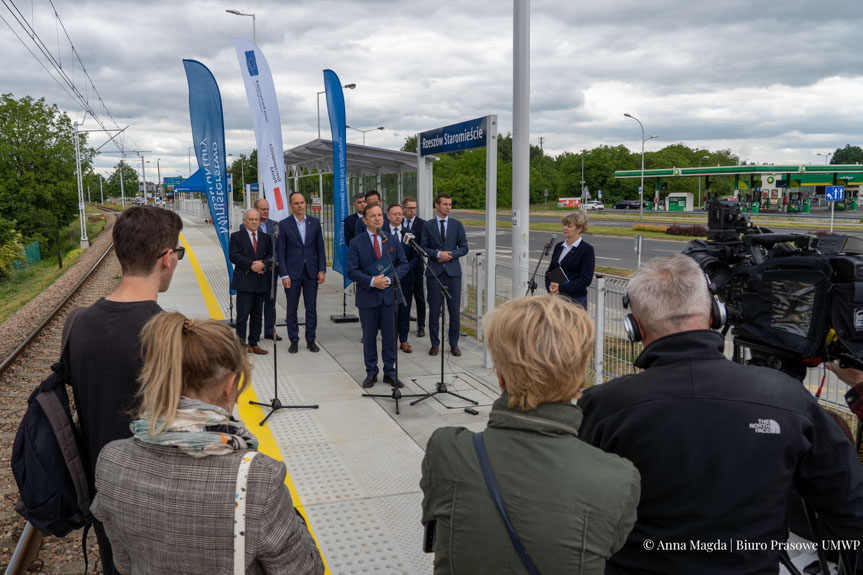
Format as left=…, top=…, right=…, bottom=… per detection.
left=405, top=235, right=426, bottom=257
left=543, top=235, right=557, bottom=256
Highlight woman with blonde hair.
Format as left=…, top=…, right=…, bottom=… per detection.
left=545, top=210, right=595, bottom=308
left=91, top=312, right=323, bottom=575
left=420, top=296, right=640, bottom=574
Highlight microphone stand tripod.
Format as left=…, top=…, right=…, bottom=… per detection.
left=526, top=235, right=555, bottom=297
left=362, top=232, right=424, bottom=414
left=409, top=240, right=478, bottom=408
left=249, top=229, right=319, bottom=426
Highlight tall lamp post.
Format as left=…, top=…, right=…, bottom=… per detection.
left=188, top=146, right=194, bottom=177
left=226, top=9, right=255, bottom=43
left=317, top=83, right=356, bottom=138
left=817, top=151, right=833, bottom=165
left=346, top=125, right=384, bottom=146
left=156, top=158, right=162, bottom=199
left=624, top=113, right=657, bottom=220
left=698, top=154, right=709, bottom=206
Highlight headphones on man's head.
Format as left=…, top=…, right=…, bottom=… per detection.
left=622, top=274, right=727, bottom=343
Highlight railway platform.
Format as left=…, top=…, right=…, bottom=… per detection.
left=163, top=215, right=500, bottom=574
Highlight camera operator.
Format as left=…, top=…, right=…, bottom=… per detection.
left=579, top=254, right=863, bottom=575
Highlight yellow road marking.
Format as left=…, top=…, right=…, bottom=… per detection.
left=179, top=232, right=330, bottom=573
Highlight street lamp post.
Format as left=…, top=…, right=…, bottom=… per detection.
left=157, top=158, right=161, bottom=199
left=226, top=9, right=255, bottom=43
left=317, top=84, right=356, bottom=138
left=817, top=152, right=833, bottom=165
left=698, top=155, right=709, bottom=207
left=624, top=113, right=657, bottom=220
left=188, top=146, right=194, bottom=177
left=346, top=125, right=384, bottom=146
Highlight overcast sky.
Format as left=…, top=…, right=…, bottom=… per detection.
left=2, top=0, right=862, bottom=181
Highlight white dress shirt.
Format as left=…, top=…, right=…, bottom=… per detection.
left=558, top=236, right=582, bottom=264
left=367, top=229, right=390, bottom=288
left=294, top=214, right=307, bottom=244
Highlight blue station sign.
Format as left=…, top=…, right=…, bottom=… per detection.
left=419, top=116, right=488, bottom=156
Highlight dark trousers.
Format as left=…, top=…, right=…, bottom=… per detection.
left=397, top=271, right=414, bottom=343
left=263, top=289, right=276, bottom=336
left=412, top=268, right=426, bottom=328
left=285, top=274, right=318, bottom=342
left=94, top=519, right=119, bottom=575
left=236, top=291, right=266, bottom=346
left=427, top=274, right=461, bottom=348
left=359, top=304, right=396, bottom=376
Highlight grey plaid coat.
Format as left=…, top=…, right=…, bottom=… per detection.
left=91, top=439, right=324, bottom=575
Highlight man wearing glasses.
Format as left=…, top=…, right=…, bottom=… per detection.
left=65, top=206, right=183, bottom=575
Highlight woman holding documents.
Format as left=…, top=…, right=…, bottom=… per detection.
left=545, top=211, right=595, bottom=308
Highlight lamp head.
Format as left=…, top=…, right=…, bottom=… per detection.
left=226, top=9, right=241, bottom=15
left=344, top=83, right=356, bottom=90
left=624, top=113, right=633, bottom=118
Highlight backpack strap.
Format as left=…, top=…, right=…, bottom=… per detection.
left=473, top=431, right=542, bottom=575
left=60, top=308, right=82, bottom=361
left=34, top=392, right=90, bottom=514
left=234, top=452, right=259, bottom=575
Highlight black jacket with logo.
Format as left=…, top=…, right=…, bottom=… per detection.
left=579, top=330, right=863, bottom=575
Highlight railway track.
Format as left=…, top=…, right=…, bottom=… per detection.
left=2, top=210, right=122, bottom=574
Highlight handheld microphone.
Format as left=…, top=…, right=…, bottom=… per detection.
left=403, top=232, right=415, bottom=244
left=543, top=235, right=557, bottom=256
left=406, top=235, right=426, bottom=257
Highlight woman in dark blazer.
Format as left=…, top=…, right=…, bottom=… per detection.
left=545, top=211, right=595, bottom=308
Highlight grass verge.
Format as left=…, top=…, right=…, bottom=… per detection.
left=460, top=218, right=705, bottom=241
left=0, top=215, right=108, bottom=324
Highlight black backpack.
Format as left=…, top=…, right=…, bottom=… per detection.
left=11, top=309, right=91, bottom=539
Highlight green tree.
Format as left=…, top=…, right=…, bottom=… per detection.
left=107, top=161, right=138, bottom=199
left=832, top=145, right=863, bottom=165
left=0, top=93, right=89, bottom=252
left=401, top=135, right=417, bottom=153
left=229, top=149, right=258, bottom=202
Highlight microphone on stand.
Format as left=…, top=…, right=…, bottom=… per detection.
left=543, top=235, right=557, bottom=256
left=403, top=233, right=427, bottom=257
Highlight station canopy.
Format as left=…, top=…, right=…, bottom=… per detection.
left=283, top=138, right=431, bottom=177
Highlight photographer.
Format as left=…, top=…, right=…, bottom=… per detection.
left=421, top=296, right=640, bottom=574
left=579, top=254, right=863, bottom=575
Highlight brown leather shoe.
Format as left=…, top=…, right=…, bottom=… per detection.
left=248, top=345, right=269, bottom=355
left=450, top=346, right=462, bottom=357
left=400, top=342, right=412, bottom=353
left=429, top=346, right=439, bottom=356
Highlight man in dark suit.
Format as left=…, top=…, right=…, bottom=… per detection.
left=239, top=198, right=282, bottom=341
left=229, top=209, right=273, bottom=355
left=353, top=189, right=389, bottom=238
left=421, top=193, right=469, bottom=357
left=343, top=193, right=366, bottom=246
left=347, top=203, right=409, bottom=388
left=385, top=202, right=416, bottom=353
left=401, top=196, right=426, bottom=337
left=277, top=192, right=326, bottom=353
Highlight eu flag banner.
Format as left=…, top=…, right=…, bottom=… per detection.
left=324, top=69, right=350, bottom=288
left=232, top=37, right=290, bottom=222
left=183, top=59, right=233, bottom=287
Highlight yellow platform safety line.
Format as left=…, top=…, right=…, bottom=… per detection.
left=179, top=233, right=330, bottom=574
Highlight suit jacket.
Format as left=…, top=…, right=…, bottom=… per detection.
left=241, top=218, right=280, bottom=273
left=277, top=215, right=326, bottom=280
left=402, top=216, right=425, bottom=274
left=347, top=229, right=409, bottom=309
left=420, top=216, right=469, bottom=277
left=544, top=239, right=595, bottom=300
left=385, top=223, right=417, bottom=276
left=229, top=229, right=273, bottom=293
left=91, top=440, right=325, bottom=575
left=344, top=213, right=361, bottom=246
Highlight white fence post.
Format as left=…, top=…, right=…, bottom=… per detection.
left=475, top=252, right=484, bottom=341
left=594, top=275, right=606, bottom=386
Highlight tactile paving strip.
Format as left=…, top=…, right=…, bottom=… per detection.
left=311, top=399, right=406, bottom=441
left=373, top=492, right=435, bottom=574
left=307, top=497, right=424, bottom=575
left=333, top=435, right=424, bottom=498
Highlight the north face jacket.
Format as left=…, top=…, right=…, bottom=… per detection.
left=579, top=330, right=863, bottom=575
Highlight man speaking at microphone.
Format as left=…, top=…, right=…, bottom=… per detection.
left=347, top=203, right=410, bottom=389
left=545, top=211, right=594, bottom=309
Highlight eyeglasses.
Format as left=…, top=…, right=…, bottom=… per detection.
left=157, top=246, right=186, bottom=261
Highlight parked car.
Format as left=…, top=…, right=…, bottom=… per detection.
left=614, top=200, right=647, bottom=210
left=583, top=200, right=605, bottom=211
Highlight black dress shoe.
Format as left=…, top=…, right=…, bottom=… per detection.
left=417, top=327, right=425, bottom=337
left=429, top=345, right=439, bottom=356
left=288, top=340, right=299, bottom=354
left=265, top=334, right=283, bottom=341
left=307, top=340, right=320, bottom=353
left=361, top=374, right=377, bottom=388
left=450, top=346, right=462, bottom=357
left=383, top=375, right=405, bottom=388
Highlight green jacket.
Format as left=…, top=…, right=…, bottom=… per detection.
left=420, top=393, right=640, bottom=575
